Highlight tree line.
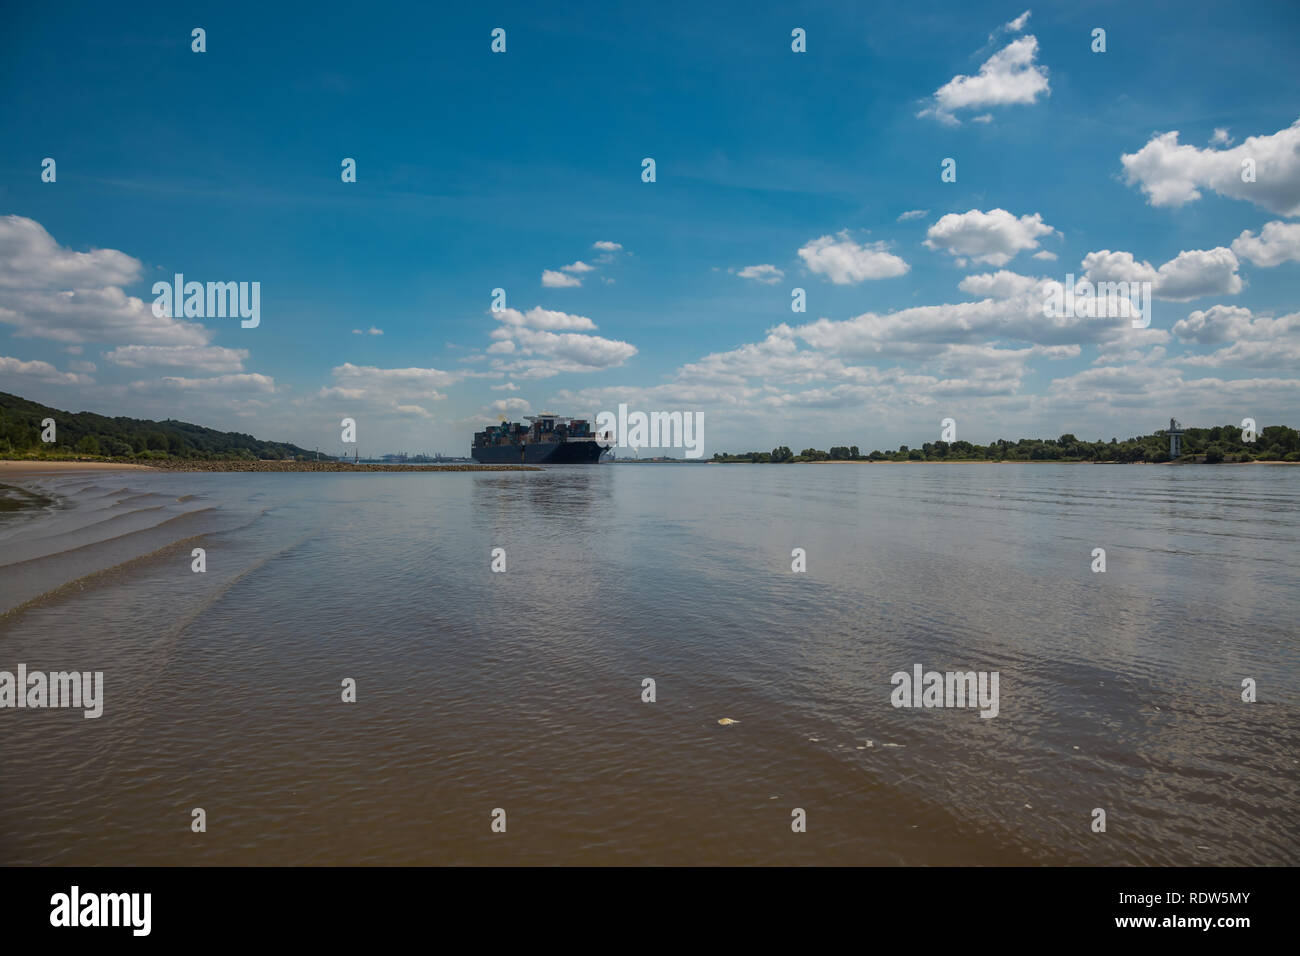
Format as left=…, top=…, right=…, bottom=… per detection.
left=714, top=426, right=1300, bottom=464
left=0, top=391, right=324, bottom=461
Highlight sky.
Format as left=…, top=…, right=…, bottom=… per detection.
left=2, top=0, right=1299, bottom=456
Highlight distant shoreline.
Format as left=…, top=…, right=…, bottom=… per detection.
left=0, top=459, right=540, bottom=474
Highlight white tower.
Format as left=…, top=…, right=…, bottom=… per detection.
left=1164, top=418, right=1185, bottom=458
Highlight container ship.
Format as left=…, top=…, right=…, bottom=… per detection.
left=472, top=413, right=610, bottom=464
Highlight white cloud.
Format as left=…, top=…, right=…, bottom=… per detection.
left=958, top=270, right=1038, bottom=299
left=484, top=305, right=636, bottom=379
left=925, top=208, right=1055, bottom=266
left=308, top=363, right=458, bottom=420
left=0, top=286, right=212, bottom=346
left=592, top=241, right=622, bottom=252
left=0, top=354, right=94, bottom=386
left=561, top=261, right=594, bottom=273
left=1080, top=250, right=1158, bottom=285
left=132, top=373, right=276, bottom=394
left=0, top=216, right=212, bottom=346
left=491, top=327, right=637, bottom=377
left=103, top=344, right=249, bottom=372
left=0, top=215, right=140, bottom=289
left=327, top=362, right=457, bottom=393
left=1211, top=128, right=1233, bottom=147
left=797, top=232, right=909, bottom=283
left=735, top=264, right=785, bottom=284
left=919, top=35, right=1050, bottom=125
left=1120, top=119, right=1300, bottom=216
left=1082, top=247, right=1243, bottom=301
left=897, top=209, right=929, bottom=222
left=491, top=381, right=519, bottom=391
left=1032, top=250, right=1058, bottom=261
left=1170, top=305, right=1253, bottom=344
left=1152, top=248, right=1243, bottom=300
left=1005, top=10, right=1031, bottom=32
left=493, top=307, right=597, bottom=331
left=1231, top=221, right=1300, bottom=267
left=490, top=397, right=531, bottom=415
left=541, top=269, right=582, bottom=288
left=1175, top=309, right=1300, bottom=368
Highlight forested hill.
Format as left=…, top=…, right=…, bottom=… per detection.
left=0, top=391, right=326, bottom=461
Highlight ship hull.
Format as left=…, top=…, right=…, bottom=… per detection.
left=471, top=440, right=605, bottom=464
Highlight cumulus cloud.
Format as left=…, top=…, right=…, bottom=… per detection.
left=592, top=241, right=622, bottom=252
left=1153, top=248, right=1244, bottom=300
left=0, top=216, right=212, bottom=346
left=1120, top=119, right=1300, bottom=216
left=131, top=373, right=276, bottom=394
left=0, top=285, right=212, bottom=346
left=1173, top=308, right=1300, bottom=368
left=897, top=209, right=929, bottom=222
left=1081, top=247, right=1243, bottom=301
left=491, top=327, right=637, bottom=378
left=492, top=307, right=597, bottom=331
left=925, top=209, right=1055, bottom=266
left=0, top=215, right=141, bottom=289
left=958, top=270, right=1039, bottom=299
left=1171, top=305, right=1255, bottom=344
left=797, top=232, right=909, bottom=283
left=490, top=397, right=532, bottom=416
left=308, top=363, right=459, bottom=419
left=103, top=344, right=249, bottom=372
left=327, top=363, right=457, bottom=393
left=541, top=269, right=582, bottom=288
left=791, top=290, right=1123, bottom=357
left=1231, top=221, right=1300, bottom=267
left=0, top=354, right=94, bottom=386
left=735, top=264, right=785, bottom=284
left=484, top=306, right=635, bottom=379
left=919, top=35, right=1050, bottom=125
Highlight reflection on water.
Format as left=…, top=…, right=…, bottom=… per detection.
left=1, top=464, right=1297, bottom=865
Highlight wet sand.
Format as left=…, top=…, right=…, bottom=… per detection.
left=0, top=460, right=156, bottom=476
left=0, top=459, right=538, bottom=474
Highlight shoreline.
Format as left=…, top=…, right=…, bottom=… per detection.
left=2, top=458, right=1295, bottom=476
left=0, top=459, right=540, bottom=474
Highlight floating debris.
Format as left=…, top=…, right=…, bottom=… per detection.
left=717, top=718, right=740, bottom=726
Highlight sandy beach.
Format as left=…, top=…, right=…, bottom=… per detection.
left=0, top=460, right=157, bottom=476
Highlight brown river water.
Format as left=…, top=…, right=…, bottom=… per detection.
left=1, top=463, right=1297, bottom=865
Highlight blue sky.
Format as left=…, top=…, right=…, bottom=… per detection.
left=3, top=0, right=1299, bottom=455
